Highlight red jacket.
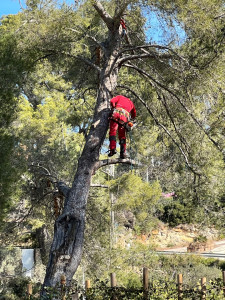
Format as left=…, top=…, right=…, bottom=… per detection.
left=120, top=19, right=126, bottom=30
left=110, top=95, right=136, bottom=119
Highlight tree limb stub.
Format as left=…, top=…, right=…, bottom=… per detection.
left=57, top=181, right=70, bottom=198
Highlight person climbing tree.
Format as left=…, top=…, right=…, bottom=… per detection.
left=120, top=18, right=127, bottom=36
left=120, top=18, right=133, bottom=47
left=108, top=95, right=136, bottom=159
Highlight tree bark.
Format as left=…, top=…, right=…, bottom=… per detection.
left=42, top=8, right=122, bottom=289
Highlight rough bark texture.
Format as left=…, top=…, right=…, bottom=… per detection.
left=36, top=225, right=51, bottom=265
left=42, top=3, right=123, bottom=289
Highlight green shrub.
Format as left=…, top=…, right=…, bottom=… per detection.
left=160, top=201, right=193, bottom=226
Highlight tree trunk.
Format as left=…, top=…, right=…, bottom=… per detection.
left=42, top=28, right=120, bottom=289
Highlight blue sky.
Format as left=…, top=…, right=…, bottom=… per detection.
left=0, top=0, right=26, bottom=17
left=0, top=1, right=186, bottom=45
left=0, top=0, right=75, bottom=18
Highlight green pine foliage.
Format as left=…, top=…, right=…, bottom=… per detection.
left=0, top=0, right=224, bottom=291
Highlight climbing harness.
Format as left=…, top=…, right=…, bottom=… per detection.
left=112, top=107, right=130, bottom=118
left=108, top=102, right=137, bottom=162
left=109, top=118, right=136, bottom=131
left=109, top=107, right=136, bottom=132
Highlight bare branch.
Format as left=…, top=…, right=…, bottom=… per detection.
left=119, top=44, right=183, bottom=56
left=117, top=44, right=192, bottom=70
left=34, top=50, right=101, bottom=73
left=91, top=184, right=108, bottom=188
left=61, top=51, right=101, bottom=72
left=29, top=163, right=54, bottom=177
left=214, top=13, right=225, bottom=19
left=94, top=157, right=139, bottom=172
left=19, top=0, right=25, bottom=10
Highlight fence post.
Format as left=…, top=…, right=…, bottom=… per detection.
left=201, top=277, right=206, bottom=300
left=223, top=271, right=225, bottom=297
left=61, top=275, right=66, bottom=300
left=85, top=279, right=91, bottom=300
left=27, top=283, right=32, bottom=299
left=85, top=280, right=91, bottom=290
left=110, top=273, right=116, bottom=287
left=177, top=274, right=183, bottom=300
left=143, top=267, right=149, bottom=300
left=110, top=273, right=117, bottom=300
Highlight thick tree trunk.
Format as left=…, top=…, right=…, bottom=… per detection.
left=42, top=29, right=120, bottom=290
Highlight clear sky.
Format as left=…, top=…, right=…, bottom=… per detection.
left=0, top=0, right=75, bottom=18
left=0, top=0, right=186, bottom=45
left=0, top=0, right=26, bottom=17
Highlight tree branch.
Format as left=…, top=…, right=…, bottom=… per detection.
left=123, top=63, right=221, bottom=151
left=57, top=181, right=70, bottom=198
left=91, top=184, right=108, bottom=188
left=118, top=52, right=172, bottom=66
left=92, top=0, right=114, bottom=30
left=94, top=157, right=139, bottom=172
left=29, top=163, right=55, bottom=177
left=118, top=44, right=187, bottom=60
left=159, top=93, right=191, bottom=153
left=114, top=0, right=129, bottom=20
left=77, top=55, right=101, bottom=73
left=68, top=27, right=106, bottom=53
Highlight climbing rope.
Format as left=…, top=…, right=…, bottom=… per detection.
left=127, top=128, right=138, bottom=171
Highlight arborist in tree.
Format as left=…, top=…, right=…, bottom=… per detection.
left=120, top=18, right=132, bottom=47
left=108, top=95, right=136, bottom=159
left=120, top=18, right=127, bottom=37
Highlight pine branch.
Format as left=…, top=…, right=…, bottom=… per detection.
left=123, top=63, right=221, bottom=151
left=118, top=52, right=172, bottom=66
left=159, top=93, right=191, bottom=153
left=94, top=157, right=139, bottom=172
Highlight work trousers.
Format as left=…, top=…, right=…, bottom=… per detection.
left=109, top=112, right=127, bottom=151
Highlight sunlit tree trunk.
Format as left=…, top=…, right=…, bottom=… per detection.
left=42, top=9, right=122, bottom=289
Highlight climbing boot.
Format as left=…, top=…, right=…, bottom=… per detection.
left=119, top=138, right=126, bottom=159
left=120, top=151, right=126, bottom=159
left=108, top=148, right=116, bottom=157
